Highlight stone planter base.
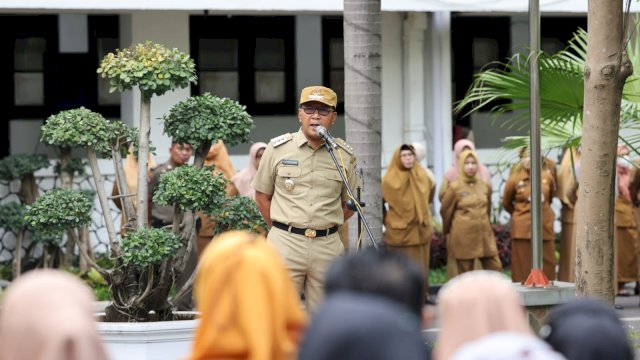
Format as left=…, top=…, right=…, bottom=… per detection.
left=97, top=311, right=198, bottom=360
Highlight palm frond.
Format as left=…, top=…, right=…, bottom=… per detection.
left=455, top=52, right=584, bottom=130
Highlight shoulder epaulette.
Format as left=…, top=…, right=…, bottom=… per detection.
left=335, top=138, right=354, bottom=156
left=270, top=133, right=293, bottom=148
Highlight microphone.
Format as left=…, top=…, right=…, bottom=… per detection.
left=316, top=126, right=337, bottom=149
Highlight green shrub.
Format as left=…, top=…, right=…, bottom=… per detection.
left=162, top=93, right=253, bottom=148
left=122, top=227, right=182, bottom=268
left=0, top=154, right=49, bottom=181
left=97, top=41, right=197, bottom=98
left=208, top=196, right=268, bottom=235
left=24, top=189, right=92, bottom=238
left=0, top=203, right=26, bottom=232
left=153, top=165, right=227, bottom=214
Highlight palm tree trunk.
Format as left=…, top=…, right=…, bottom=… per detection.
left=343, top=0, right=383, bottom=248
left=576, top=0, right=633, bottom=303
left=137, top=95, right=152, bottom=229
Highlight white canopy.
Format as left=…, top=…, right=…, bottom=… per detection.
left=4, top=0, right=634, bottom=13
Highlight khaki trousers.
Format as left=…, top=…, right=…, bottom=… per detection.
left=386, top=243, right=430, bottom=300
left=511, top=238, right=556, bottom=282
left=267, top=227, right=344, bottom=314
left=456, top=255, right=502, bottom=274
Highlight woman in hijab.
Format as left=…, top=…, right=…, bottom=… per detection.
left=439, top=139, right=492, bottom=279
left=614, top=144, right=638, bottom=295
left=440, top=150, right=501, bottom=275
left=540, top=297, right=632, bottom=360
left=439, top=139, right=492, bottom=200
left=434, top=271, right=534, bottom=360
left=382, top=144, right=435, bottom=299
left=0, top=269, right=109, bottom=360
left=198, top=140, right=238, bottom=256
left=502, top=151, right=557, bottom=282
left=230, top=142, right=267, bottom=199
left=188, top=231, right=307, bottom=360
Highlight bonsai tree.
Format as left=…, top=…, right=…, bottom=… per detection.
left=98, top=41, right=197, bottom=228
left=155, top=93, right=253, bottom=303
left=0, top=203, right=27, bottom=277
left=0, top=154, right=50, bottom=276
left=23, top=189, right=93, bottom=269
left=0, top=154, right=49, bottom=205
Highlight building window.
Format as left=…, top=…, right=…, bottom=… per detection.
left=14, top=37, right=46, bottom=106
left=190, top=16, right=295, bottom=115
left=322, top=17, right=344, bottom=112
left=541, top=16, right=587, bottom=56
left=451, top=16, right=511, bottom=121
left=90, top=15, right=120, bottom=117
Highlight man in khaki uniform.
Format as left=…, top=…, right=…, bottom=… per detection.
left=252, top=86, right=358, bottom=313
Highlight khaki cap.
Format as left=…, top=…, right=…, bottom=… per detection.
left=299, top=86, right=338, bottom=108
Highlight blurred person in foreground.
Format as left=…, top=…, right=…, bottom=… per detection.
left=539, top=297, right=633, bottom=360
left=188, top=231, right=307, bottom=360
left=0, top=269, right=109, bottom=360
left=298, top=247, right=431, bottom=360
left=434, top=270, right=564, bottom=360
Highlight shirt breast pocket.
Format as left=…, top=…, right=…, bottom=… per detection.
left=276, top=166, right=302, bottom=194
left=318, top=170, right=343, bottom=199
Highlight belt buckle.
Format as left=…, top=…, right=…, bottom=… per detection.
left=304, top=229, right=317, bottom=238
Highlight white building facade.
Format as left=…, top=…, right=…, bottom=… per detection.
left=0, top=1, right=625, bottom=257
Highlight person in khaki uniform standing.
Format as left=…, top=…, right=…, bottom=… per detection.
left=556, top=147, right=580, bottom=282
left=253, top=86, right=357, bottom=313
left=382, top=144, right=435, bottom=298
left=440, top=150, right=501, bottom=275
left=502, top=154, right=557, bottom=282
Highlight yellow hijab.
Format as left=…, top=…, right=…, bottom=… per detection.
left=382, top=145, right=431, bottom=224
left=205, top=140, right=237, bottom=180
left=189, top=231, right=307, bottom=360
left=458, top=149, right=480, bottom=184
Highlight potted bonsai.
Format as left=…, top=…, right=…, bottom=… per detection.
left=28, top=42, right=261, bottom=324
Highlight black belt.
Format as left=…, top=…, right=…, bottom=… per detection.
left=272, top=221, right=339, bottom=238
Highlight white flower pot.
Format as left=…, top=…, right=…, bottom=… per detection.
left=97, top=311, right=198, bottom=360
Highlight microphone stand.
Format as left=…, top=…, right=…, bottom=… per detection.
left=323, top=141, right=379, bottom=250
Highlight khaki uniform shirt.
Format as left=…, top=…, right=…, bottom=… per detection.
left=252, top=129, right=357, bottom=230
left=502, top=168, right=556, bottom=241
left=440, top=179, right=497, bottom=259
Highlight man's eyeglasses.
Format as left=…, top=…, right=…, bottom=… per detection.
left=301, top=106, right=334, bottom=116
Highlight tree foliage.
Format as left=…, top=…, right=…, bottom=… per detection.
left=121, top=227, right=182, bottom=268
left=24, top=189, right=92, bottom=238
left=153, top=165, right=228, bottom=214
left=97, top=41, right=197, bottom=98
left=41, top=107, right=135, bottom=157
left=162, top=93, right=253, bottom=148
left=0, top=203, right=26, bottom=232
left=208, top=195, right=268, bottom=235
left=0, top=154, right=49, bottom=181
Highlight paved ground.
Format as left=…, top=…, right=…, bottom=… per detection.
left=422, top=285, right=640, bottom=357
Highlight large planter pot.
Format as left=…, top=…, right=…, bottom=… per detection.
left=97, top=311, right=198, bottom=360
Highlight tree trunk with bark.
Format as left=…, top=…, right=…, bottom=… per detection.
left=576, top=0, right=633, bottom=303
left=343, top=0, right=384, bottom=249
left=137, top=96, right=152, bottom=229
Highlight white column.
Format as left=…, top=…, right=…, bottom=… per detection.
left=295, top=16, right=323, bottom=97
left=402, top=13, right=428, bottom=150
left=118, top=11, right=191, bottom=163
left=381, top=12, right=404, bottom=168
left=426, top=11, right=453, bottom=219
